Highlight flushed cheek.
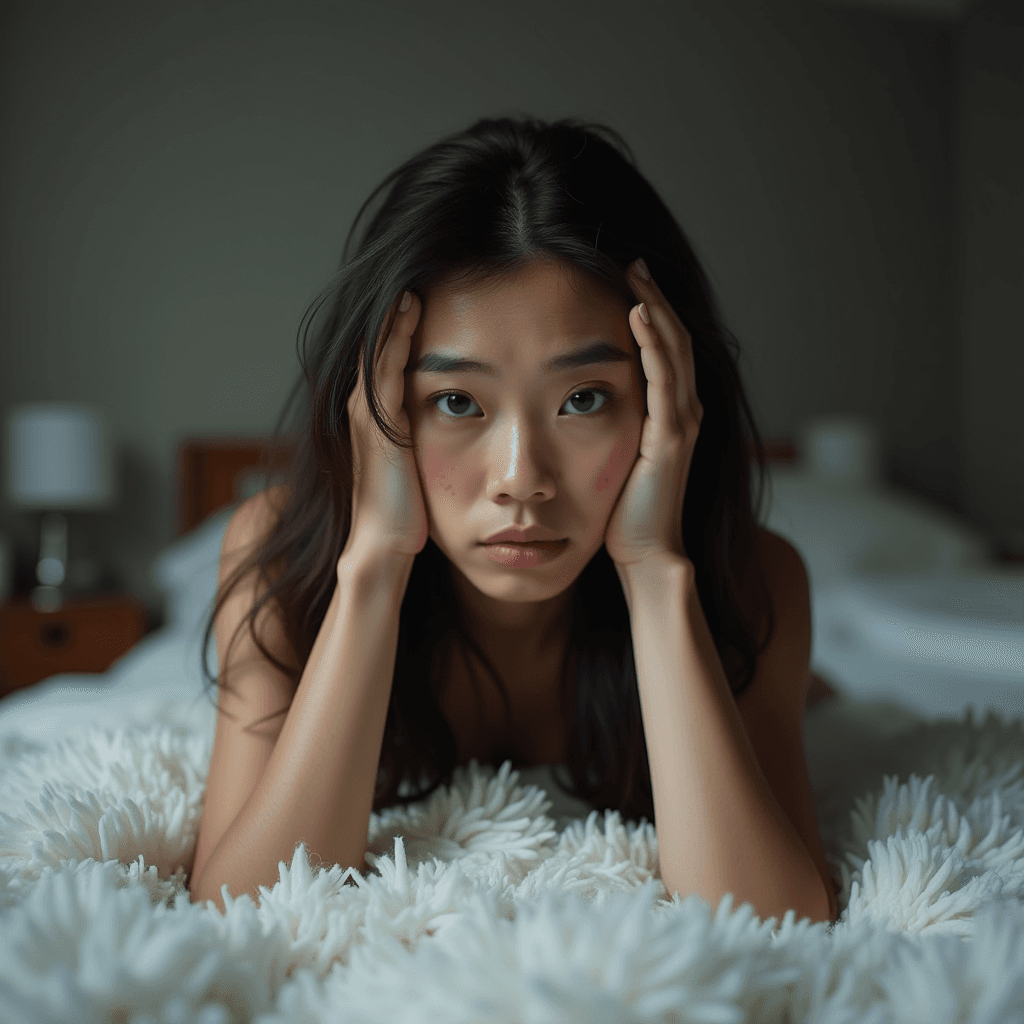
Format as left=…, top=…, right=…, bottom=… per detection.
left=417, top=442, right=474, bottom=509
left=592, top=436, right=637, bottom=500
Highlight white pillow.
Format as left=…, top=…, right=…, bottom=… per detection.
left=150, top=506, right=235, bottom=634
left=763, top=467, right=991, bottom=591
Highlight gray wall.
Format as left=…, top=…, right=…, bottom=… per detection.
left=0, top=0, right=1020, bottom=623
left=956, top=1, right=1024, bottom=547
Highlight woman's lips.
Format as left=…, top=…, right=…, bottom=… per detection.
left=481, top=540, right=566, bottom=548
left=480, top=539, right=569, bottom=566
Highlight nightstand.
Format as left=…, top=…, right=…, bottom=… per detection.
left=0, top=593, right=150, bottom=699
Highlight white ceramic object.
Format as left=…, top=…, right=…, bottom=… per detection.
left=798, top=415, right=883, bottom=488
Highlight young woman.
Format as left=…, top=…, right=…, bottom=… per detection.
left=187, top=115, right=839, bottom=924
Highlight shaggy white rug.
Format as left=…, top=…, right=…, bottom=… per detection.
left=0, top=692, right=1022, bottom=1024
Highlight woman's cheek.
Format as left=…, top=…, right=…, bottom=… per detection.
left=593, top=435, right=637, bottom=500
left=418, top=442, right=458, bottom=501
left=417, top=441, right=483, bottom=515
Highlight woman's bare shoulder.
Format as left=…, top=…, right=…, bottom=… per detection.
left=265, top=483, right=291, bottom=517
left=227, top=484, right=290, bottom=550
left=221, top=484, right=293, bottom=596
left=258, top=484, right=292, bottom=574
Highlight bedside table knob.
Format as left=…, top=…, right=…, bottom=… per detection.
left=0, top=595, right=148, bottom=697
left=39, top=622, right=71, bottom=648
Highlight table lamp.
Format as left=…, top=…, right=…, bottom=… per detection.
left=3, top=402, right=117, bottom=612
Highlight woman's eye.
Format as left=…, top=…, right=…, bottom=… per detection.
left=431, top=389, right=614, bottom=419
left=563, top=389, right=613, bottom=415
left=433, top=392, right=478, bottom=418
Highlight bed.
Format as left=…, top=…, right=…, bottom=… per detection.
left=0, top=436, right=1021, bottom=1023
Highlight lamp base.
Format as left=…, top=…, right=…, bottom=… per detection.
left=36, top=512, right=68, bottom=587
left=30, top=514, right=69, bottom=610
left=30, top=584, right=64, bottom=613
left=24, top=512, right=112, bottom=606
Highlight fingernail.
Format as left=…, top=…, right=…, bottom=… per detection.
left=634, top=258, right=651, bottom=281
left=399, top=290, right=412, bottom=312
left=638, top=302, right=651, bottom=325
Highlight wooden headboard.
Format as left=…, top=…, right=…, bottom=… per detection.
left=175, top=436, right=297, bottom=537
left=762, top=439, right=797, bottom=466
left=175, top=434, right=798, bottom=538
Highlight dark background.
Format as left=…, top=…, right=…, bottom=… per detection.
left=1, top=0, right=1020, bottom=623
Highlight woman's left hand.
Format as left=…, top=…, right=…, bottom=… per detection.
left=603, top=258, right=703, bottom=572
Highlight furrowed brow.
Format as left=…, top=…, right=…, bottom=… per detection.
left=412, top=340, right=633, bottom=376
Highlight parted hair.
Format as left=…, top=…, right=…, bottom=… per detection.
left=199, top=114, right=775, bottom=827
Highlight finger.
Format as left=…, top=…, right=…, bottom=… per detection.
left=376, top=290, right=413, bottom=366
left=376, top=290, right=419, bottom=401
left=627, top=262, right=698, bottom=420
left=379, top=291, right=422, bottom=448
left=630, top=302, right=681, bottom=443
left=628, top=263, right=691, bottom=415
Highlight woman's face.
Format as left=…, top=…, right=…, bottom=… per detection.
left=403, top=257, right=646, bottom=631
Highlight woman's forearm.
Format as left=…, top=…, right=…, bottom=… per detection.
left=620, top=556, right=832, bottom=924
left=190, top=549, right=414, bottom=911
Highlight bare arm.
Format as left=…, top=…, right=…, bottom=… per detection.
left=189, top=547, right=414, bottom=912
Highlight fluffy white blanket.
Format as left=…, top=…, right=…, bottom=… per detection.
left=0, top=693, right=1022, bottom=1023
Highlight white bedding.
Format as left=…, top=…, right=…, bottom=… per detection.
left=1, top=492, right=1023, bottom=1021
left=0, top=684, right=1022, bottom=1022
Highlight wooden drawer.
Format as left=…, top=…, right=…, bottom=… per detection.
left=0, top=594, right=149, bottom=698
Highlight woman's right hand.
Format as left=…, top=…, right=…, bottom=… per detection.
left=341, top=289, right=429, bottom=566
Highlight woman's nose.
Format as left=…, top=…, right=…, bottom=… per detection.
left=486, top=422, right=557, bottom=501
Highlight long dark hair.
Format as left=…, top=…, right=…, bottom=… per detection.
left=200, top=114, right=775, bottom=827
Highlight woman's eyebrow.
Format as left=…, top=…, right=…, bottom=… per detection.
left=411, top=340, right=632, bottom=376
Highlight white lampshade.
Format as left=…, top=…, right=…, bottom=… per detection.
left=4, top=402, right=117, bottom=511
